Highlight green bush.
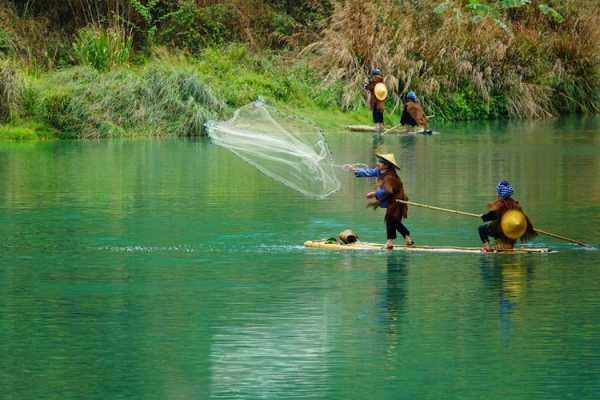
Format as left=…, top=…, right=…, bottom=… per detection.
left=430, top=84, right=508, bottom=121
left=195, top=44, right=340, bottom=109
left=41, top=91, right=82, bottom=137
left=0, top=121, right=57, bottom=140
left=20, top=85, right=39, bottom=117
left=198, top=4, right=241, bottom=45
left=271, top=13, right=295, bottom=37
left=158, top=0, right=203, bottom=52
left=36, top=63, right=223, bottom=138
left=72, top=26, right=132, bottom=72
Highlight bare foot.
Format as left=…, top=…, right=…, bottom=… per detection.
left=482, top=242, right=493, bottom=253
left=384, top=240, right=394, bottom=250
left=404, top=236, right=414, bottom=247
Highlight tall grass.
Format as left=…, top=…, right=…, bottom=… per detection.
left=0, top=59, right=22, bottom=122
left=194, top=44, right=342, bottom=109
left=73, top=25, right=132, bottom=71
left=36, top=63, right=224, bottom=138
left=0, top=2, right=69, bottom=70
left=304, top=0, right=600, bottom=119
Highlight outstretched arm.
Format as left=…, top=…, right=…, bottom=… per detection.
left=353, top=167, right=380, bottom=178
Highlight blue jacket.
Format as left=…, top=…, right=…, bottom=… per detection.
left=354, top=167, right=388, bottom=208
left=354, top=167, right=380, bottom=178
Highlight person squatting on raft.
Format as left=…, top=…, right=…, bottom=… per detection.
left=479, top=180, right=537, bottom=252
left=400, top=91, right=430, bottom=133
left=347, top=154, right=414, bottom=250
left=364, top=68, right=386, bottom=132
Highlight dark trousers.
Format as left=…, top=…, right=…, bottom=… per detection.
left=386, top=217, right=410, bottom=240
left=401, top=109, right=417, bottom=126
left=373, top=111, right=384, bottom=124
left=478, top=223, right=499, bottom=243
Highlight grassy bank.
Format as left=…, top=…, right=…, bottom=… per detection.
left=1, top=45, right=381, bottom=139
left=1, top=1, right=599, bottom=140
left=0, top=121, right=57, bottom=140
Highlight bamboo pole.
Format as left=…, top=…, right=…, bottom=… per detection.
left=398, top=200, right=480, bottom=218
left=397, top=200, right=589, bottom=247
left=382, top=124, right=403, bottom=135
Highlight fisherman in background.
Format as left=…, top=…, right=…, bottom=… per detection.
left=364, top=68, right=387, bottom=132
left=479, top=180, right=536, bottom=252
left=346, top=154, right=414, bottom=249
left=400, top=91, right=430, bottom=133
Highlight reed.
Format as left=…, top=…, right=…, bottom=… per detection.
left=36, top=63, right=224, bottom=138
left=72, top=25, right=133, bottom=71
left=303, top=0, right=600, bottom=119
left=0, top=59, right=22, bottom=122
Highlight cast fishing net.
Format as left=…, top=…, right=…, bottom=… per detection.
left=206, top=100, right=340, bottom=199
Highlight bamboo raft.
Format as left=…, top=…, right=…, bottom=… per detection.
left=346, top=125, right=437, bottom=135
left=304, top=240, right=551, bottom=254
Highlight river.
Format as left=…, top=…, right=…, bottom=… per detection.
left=1, top=117, right=599, bottom=399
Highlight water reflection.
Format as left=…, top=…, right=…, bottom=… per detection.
left=209, top=302, right=330, bottom=398
left=372, top=133, right=385, bottom=156
left=377, top=252, right=409, bottom=343
left=479, top=255, right=537, bottom=339
left=383, top=253, right=409, bottom=325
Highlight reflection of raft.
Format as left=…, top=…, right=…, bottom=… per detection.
left=304, top=240, right=551, bottom=254
left=346, top=125, right=437, bottom=135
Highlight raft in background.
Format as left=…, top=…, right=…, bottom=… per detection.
left=304, top=240, right=551, bottom=254
left=345, top=125, right=438, bottom=135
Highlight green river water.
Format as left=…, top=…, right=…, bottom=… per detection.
left=1, top=117, right=599, bottom=399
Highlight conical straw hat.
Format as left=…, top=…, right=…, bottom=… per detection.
left=374, top=82, right=388, bottom=101
left=376, top=153, right=400, bottom=169
left=501, top=209, right=528, bottom=240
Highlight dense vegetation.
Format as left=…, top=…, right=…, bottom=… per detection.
left=1, top=0, right=599, bottom=139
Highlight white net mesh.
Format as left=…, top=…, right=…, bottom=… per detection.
left=206, top=100, right=340, bottom=199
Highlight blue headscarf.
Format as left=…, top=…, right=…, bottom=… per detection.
left=496, top=180, right=514, bottom=199
left=371, top=68, right=382, bottom=76
left=406, top=91, right=417, bottom=101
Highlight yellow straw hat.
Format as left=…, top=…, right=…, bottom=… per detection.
left=376, top=153, right=400, bottom=169
left=501, top=209, right=528, bottom=240
left=374, top=82, right=388, bottom=101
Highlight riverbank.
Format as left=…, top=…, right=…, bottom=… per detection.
left=1, top=46, right=383, bottom=140
left=2, top=43, right=595, bottom=141
left=2, top=0, right=599, bottom=140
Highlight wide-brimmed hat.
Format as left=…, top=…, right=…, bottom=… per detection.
left=376, top=153, right=400, bottom=169
left=501, top=209, right=528, bottom=240
left=374, top=83, right=388, bottom=101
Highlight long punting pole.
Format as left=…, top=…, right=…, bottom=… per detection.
left=397, top=200, right=589, bottom=247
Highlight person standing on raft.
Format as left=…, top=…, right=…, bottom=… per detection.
left=479, top=180, right=536, bottom=252
left=364, top=68, right=387, bottom=132
left=348, top=153, right=414, bottom=249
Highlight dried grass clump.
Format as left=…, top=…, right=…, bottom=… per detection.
left=303, top=0, right=418, bottom=111
left=304, top=0, right=600, bottom=119
left=0, top=2, right=68, bottom=70
left=0, top=59, right=23, bottom=122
